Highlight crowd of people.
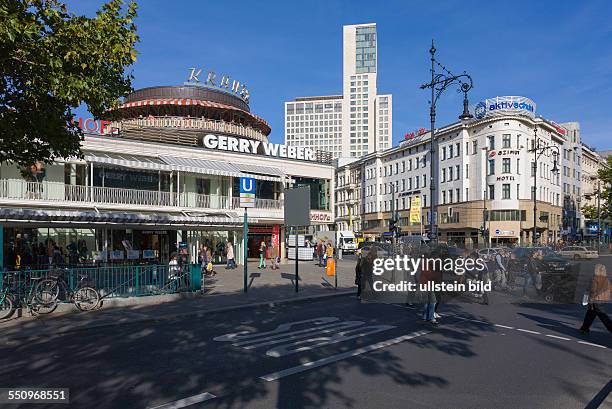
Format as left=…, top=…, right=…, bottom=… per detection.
left=5, top=239, right=89, bottom=270
left=353, top=244, right=611, bottom=333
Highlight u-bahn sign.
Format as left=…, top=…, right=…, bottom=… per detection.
left=239, top=177, right=256, bottom=208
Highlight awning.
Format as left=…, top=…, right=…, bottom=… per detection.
left=0, top=208, right=242, bottom=228
left=84, top=152, right=286, bottom=182
left=159, top=155, right=285, bottom=182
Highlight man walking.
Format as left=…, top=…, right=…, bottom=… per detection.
left=579, top=264, right=612, bottom=334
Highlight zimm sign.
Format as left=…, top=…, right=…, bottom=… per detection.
left=201, top=134, right=316, bottom=162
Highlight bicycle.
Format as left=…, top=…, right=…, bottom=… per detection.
left=34, top=269, right=100, bottom=312
left=0, top=273, right=57, bottom=318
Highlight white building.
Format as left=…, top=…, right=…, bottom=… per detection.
left=285, top=23, right=392, bottom=160
left=341, top=96, right=595, bottom=247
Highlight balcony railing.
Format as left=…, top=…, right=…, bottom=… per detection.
left=0, top=179, right=282, bottom=212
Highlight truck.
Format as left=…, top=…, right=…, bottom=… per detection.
left=337, top=231, right=357, bottom=254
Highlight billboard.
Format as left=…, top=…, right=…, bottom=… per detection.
left=284, top=186, right=311, bottom=227
left=474, top=96, right=536, bottom=120
left=410, top=197, right=421, bottom=224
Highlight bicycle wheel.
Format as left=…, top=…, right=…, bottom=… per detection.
left=0, top=294, right=14, bottom=320
left=34, top=279, right=59, bottom=304
left=73, top=287, right=100, bottom=311
left=31, top=292, right=58, bottom=315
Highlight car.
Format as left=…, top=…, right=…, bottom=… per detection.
left=512, top=247, right=570, bottom=272
left=356, top=241, right=393, bottom=258
left=558, top=246, right=598, bottom=260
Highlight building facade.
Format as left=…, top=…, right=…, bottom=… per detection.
left=285, top=23, right=393, bottom=160
left=336, top=96, right=600, bottom=247
left=1, top=80, right=334, bottom=270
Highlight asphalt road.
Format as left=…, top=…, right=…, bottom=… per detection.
left=1, top=293, right=610, bottom=409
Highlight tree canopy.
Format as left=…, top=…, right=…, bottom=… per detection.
left=0, top=0, right=138, bottom=168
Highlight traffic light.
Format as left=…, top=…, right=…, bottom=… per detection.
left=389, top=217, right=397, bottom=234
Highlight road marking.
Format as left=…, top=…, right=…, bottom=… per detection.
left=213, top=317, right=338, bottom=342
left=148, top=392, right=216, bottom=409
left=494, top=324, right=515, bottom=329
left=260, top=330, right=431, bottom=381
left=516, top=329, right=541, bottom=335
left=578, top=341, right=608, bottom=349
left=266, top=324, right=395, bottom=357
left=545, top=334, right=571, bottom=341
left=243, top=321, right=365, bottom=349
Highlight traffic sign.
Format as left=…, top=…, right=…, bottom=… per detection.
left=239, top=177, right=255, bottom=208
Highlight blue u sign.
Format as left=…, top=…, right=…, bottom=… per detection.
left=240, top=177, right=255, bottom=194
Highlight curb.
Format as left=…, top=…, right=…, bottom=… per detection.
left=2, top=290, right=355, bottom=342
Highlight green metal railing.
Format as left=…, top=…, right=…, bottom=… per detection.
left=0, top=264, right=202, bottom=300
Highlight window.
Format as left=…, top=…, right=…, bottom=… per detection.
left=455, top=165, right=460, bottom=180
left=472, top=140, right=478, bottom=155
left=448, top=167, right=453, bottom=181
left=456, top=188, right=460, bottom=202
left=488, top=185, right=495, bottom=200
left=442, top=146, right=446, bottom=160
left=402, top=161, right=405, bottom=173
left=502, top=134, right=511, bottom=148
left=465, top=187, right=469, bottom=200
left=442, top=168, right=446, bottom=182
left=449, top=145, right=453, bottom=158
left=442, top=191, right=446, bottom=204
left=456, top=143, right=460, bottom=156
left=502, top=184, right=511, bottom=199
left=487, top=135, right=495, bottom=150
left=465, top=164, right=469, bottom=179
left=449, top=189, right=453, bottom=203
left=488, top=159, right=495, bottom=175
left=517, top=159, right=520, bottom=174
left=531, top=162, right=536, bottom=177
left=502, top=158, right=511, bottom=173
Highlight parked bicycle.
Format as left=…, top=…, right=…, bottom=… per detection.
left=0, top=273, right=57, bottom=319
left=34, top=269, right=100, bottom=311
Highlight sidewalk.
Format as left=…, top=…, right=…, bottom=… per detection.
left=0, top=259, right=357, bottom=342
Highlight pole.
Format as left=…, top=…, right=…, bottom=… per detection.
left=532, top=129, right=538, bottom=246
left=391, top=184, right=396, bottom=247
left=295, top=227, right=299, bottom=293
left=243, top=208, right=248, bottom=293
left=429, top=40, right=437, bottom=245
left=597, top=179, right=601, bottom=253
left=482, top=190, right=486, bottom=248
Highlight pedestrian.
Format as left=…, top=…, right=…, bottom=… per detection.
left=355, top=255, right=362, bottom=298
left=420, top=261, right=439, bottom=325
left=579, top=264, right=612, bottom=334
left=271, top=244, right=280, bottom=270
left=258, top=239, right=267, bottom=269
left=357, top=247, right=377, bottom=299
left=168, top=253, right=180, bottom=280
left=318, top=241, right=324, bottom=267
left=226, top=241, right=236, bottom=269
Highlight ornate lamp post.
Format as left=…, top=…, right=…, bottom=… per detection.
left=420, top=40, right=474, bottom=244
left=528, top=127, right=560, bottom=245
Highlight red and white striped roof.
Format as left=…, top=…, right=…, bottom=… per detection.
left=117, top=98, right=269, bottom=128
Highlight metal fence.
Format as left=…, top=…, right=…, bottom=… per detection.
left=0, top=264, right=202, bottom=300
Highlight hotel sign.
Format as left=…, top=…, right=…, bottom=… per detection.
left=186, top=67, right=250, bottom=103
left=201, top=134, right=316, bottom=162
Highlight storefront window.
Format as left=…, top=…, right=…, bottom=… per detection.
left=292, top=177, right=330, bottom=210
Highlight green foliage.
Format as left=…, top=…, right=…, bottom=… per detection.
left=592, top=155, right=612, bottom=221
left=0, top=0, right=138, bottom=167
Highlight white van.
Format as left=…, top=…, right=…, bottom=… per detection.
left=337, top=231, right=357, bottom=254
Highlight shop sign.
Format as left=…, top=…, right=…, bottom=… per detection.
left=127, top=250, right=140, bottom=260
left=201, top=134, right=316, bottom=162
left=142, top=230, right=168, bottom=235
left=73, top=117, right=115, bottom=135
left=549, top=121, right=567, bottom=136
left=404, top=128, right=428, bottom=140
left=496, top=176, right=515, bottom=181
left=110, top=250, right=125, bottom=260
left=494, top=229, right=514, bottom=236
left=272, top=225, right=280, bottom=249
left=186, top=67, right=250, bottom=103
left=410, top=197, right=421, bottom=223
left=310, top=210, right=332, bottom=223
left=490, top=149, right=520, bottom=158
left=143, top=249, right=157, bottom=259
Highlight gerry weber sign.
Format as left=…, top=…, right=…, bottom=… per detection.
left=186, top=67, right=250, bottom=103
left=201, top=134, right=316, bottom=162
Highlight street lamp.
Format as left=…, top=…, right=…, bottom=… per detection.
left=528, top=127, right=560, bottom=246
left=420, top=40, right=474, bottom=244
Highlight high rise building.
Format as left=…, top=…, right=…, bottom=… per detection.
left=285, top=23, right=392, bottom=160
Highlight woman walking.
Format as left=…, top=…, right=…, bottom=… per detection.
left=258, top=239, right=267, bottom=269
left=579, top=264, right=612, bottom=334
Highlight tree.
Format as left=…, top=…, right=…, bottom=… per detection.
left=596, top=156, right=612, bottom=222
left=0, top=0, right=138, bottom=168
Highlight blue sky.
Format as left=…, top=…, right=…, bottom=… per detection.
left=74, top=0, right=612, bottom=149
